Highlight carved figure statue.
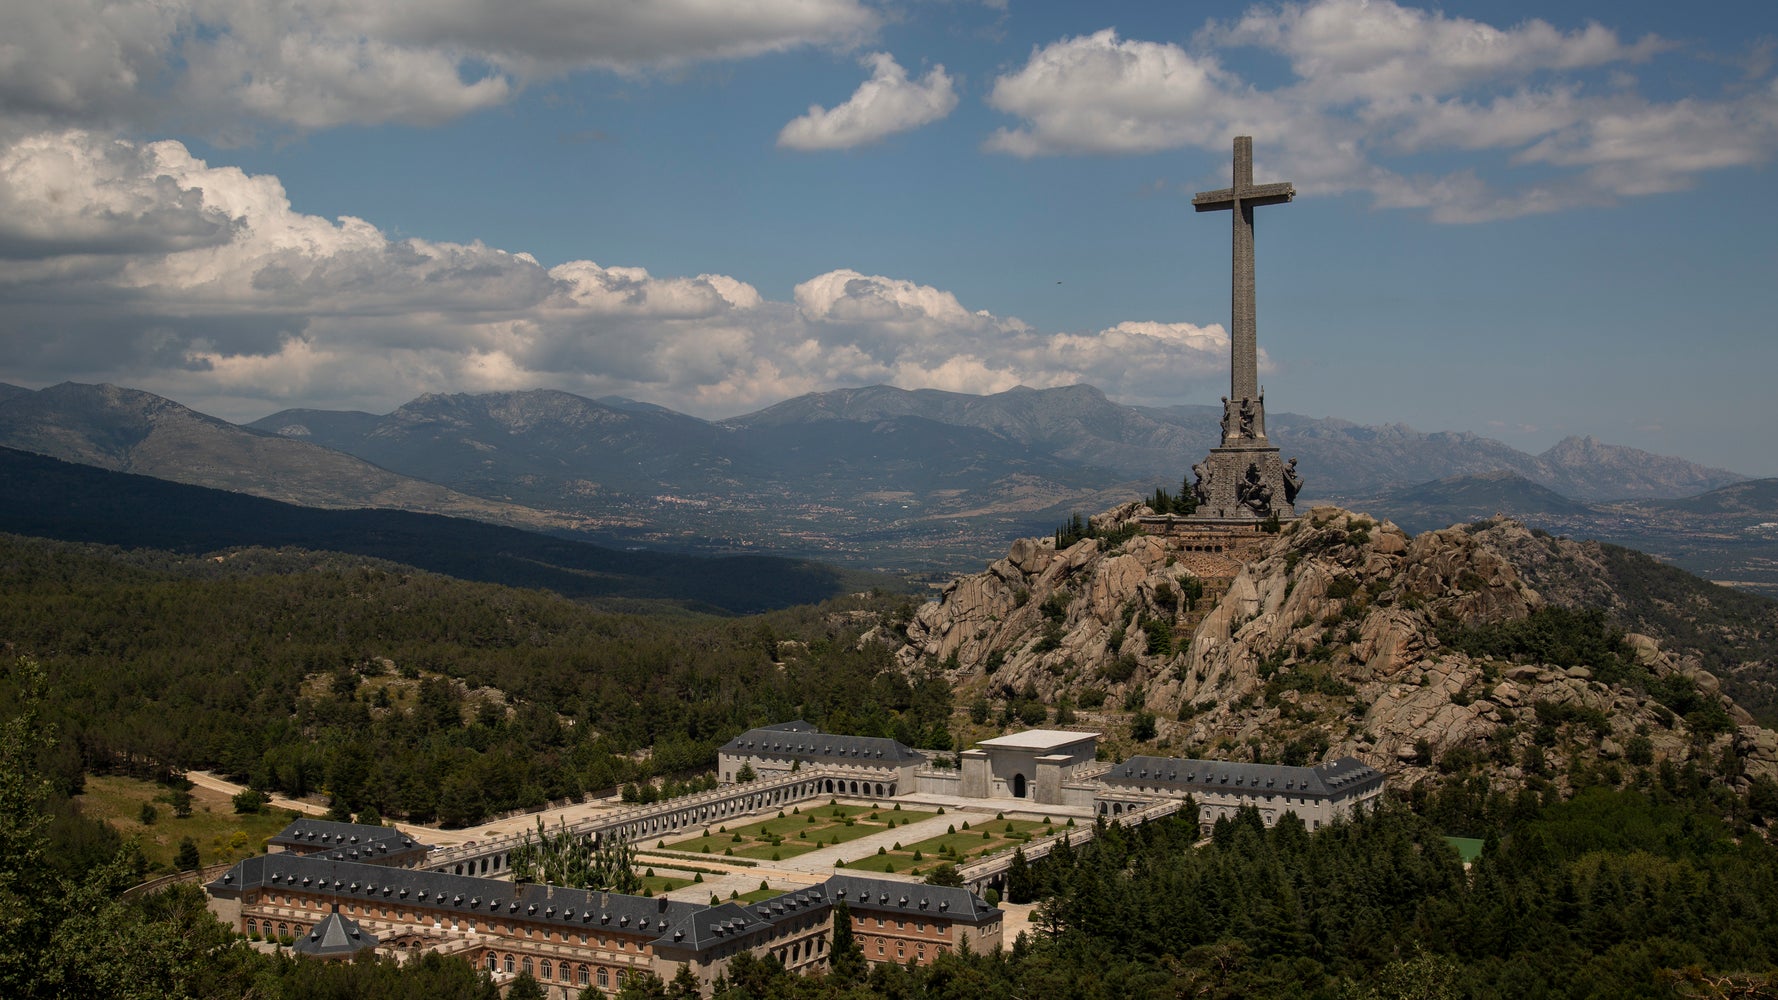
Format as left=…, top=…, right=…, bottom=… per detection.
left=1237, top=462, right=1272, bottom=516
left=1191, top=463, right=1211, bottom=506
left=1282, top=457, right=1303, bottom=505
left=1238, top=397, right=1256, bottom=439
left=1219, top=397, right=1231, bottom=440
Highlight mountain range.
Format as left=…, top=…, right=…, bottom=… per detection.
left=0, top=380, right=1759, bottom=579
left=0, top=447, right=855, bottom=614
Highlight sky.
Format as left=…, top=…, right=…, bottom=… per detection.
left=1, top=0, right=1775, bottom=475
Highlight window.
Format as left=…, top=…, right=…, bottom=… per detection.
left=877, top=942, right=885, bottom=955
left=876, top=917, right=884, bottom=927
left=541, top=960, right=553, bottom=980
left=578, top=965, right=589, bottom=986
left=916, top=921, right=924, bottom=932
left=522, top=957, right=533, bottom=977
left=485, top=954, right=497, bottom=971
left=504, top=954, right=515, bottom=973
left=598, top=968, right=610, bottom=987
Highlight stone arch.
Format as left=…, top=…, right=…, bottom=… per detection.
left=824, top=779, right=834, bottom=793
left=1012, top=773, right=1027, bottom=798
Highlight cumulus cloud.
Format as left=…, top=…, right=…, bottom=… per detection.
left=778, top=52, right=958, bottom=150
left=0, top=0, right=877, bottom=132
left=987, top=0, right=1778, bottom=222
left=1206, top=0, right=1664, bottom=103
left=986, top=29, right=1234, bottom=156
left=0, top=131, right=1235, bottom=420
left=0, top=131, right=240, bottom=258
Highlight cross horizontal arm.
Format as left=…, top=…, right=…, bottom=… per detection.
left=1192, top=188, right=1235, bottom=211
left=1192, top=181, right=1296, bottom=212
left=1242, top=182, right=1295, bottom=206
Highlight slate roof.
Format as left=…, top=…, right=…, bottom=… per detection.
left=1103, top=755, right=1386, bottom=800
left=209, top=855, right=1000, bottom=959
left=269, top=819, right=429, bottom=862
left=292, top=907, right=378, bottom=958
left=720, top=724, right=922, bottom=764
left=821, top=875, right=1001, bottom=927
left=210, top=853, right=709, bottom=948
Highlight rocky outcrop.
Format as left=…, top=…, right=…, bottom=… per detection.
left=896, top=505, right=1778, bottom=797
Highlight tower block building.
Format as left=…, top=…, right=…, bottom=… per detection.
left=1183, top=136, right=1304, bottom=522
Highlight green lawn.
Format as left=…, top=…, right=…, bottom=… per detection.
left=1444, top=837, right=1485, bottom=864
left=642, top=874, right=700, bottom=894
left=76, top=773, right=295, bottom=872
left=841, top=819, right=1061, bottom=877
left=666, top=803, right=937, bottom=861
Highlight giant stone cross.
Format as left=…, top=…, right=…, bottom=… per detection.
left=1193, top=135, right=1293, bottom=410
left=1182, top=136, right=1303, bottom=522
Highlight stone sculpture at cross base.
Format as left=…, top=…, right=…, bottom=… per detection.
left=1182, top=135, right=1301, bottom=523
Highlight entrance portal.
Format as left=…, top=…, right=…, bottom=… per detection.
left=1012, top=774, right=1027, bottom=798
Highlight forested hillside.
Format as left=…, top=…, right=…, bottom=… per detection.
left=0, top=534, right=949, bottom=828
left=0, top=447, right=859, bottom=614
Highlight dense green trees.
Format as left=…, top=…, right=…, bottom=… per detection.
left=510, top=817, right=640, bottom=893
left=0, top=535, right=953, bottom=828
left=667, top=790, right=1778, bottom=999
left=2, top=657, right=502, bottom=999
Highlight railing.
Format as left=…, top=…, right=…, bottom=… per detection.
left=427, top=768, right=857, bottom=870
left=124, top=860, right=236, bottom=900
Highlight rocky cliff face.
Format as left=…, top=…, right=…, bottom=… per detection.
left=896, top=505, right=1778, bottom=797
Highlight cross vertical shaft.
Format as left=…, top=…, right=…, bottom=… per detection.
left=1231, top=139, right=1257, bottom=401
left=1193, top=136, right=1294, bottom=411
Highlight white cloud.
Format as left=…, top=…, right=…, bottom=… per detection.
left=0, top=0, right=183, bottom=121
left=778, top=52, right=958, bottom=150
left=985, top=29, right=1232, bottom=156
left=986, top=1, right=1777, bottom=222
left=0, top=0, right=877, bottom=132
left=0, top=131, right=240, bottom=257
left=1207, top=0, right=1663, bottom=104
left=0, top=131, right=1236, bottom=420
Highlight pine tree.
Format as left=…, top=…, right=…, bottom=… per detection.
left=506, top=970, right=545, bottom=1000
left=1006, top=847, right=1035, bottom=904
left=829, top=900, right=866, bottom=983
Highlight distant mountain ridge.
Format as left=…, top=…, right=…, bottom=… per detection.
left=0, top=447, right=852, bottom=614
left=2, top=380, right=1752, bottom=574
left=1350, top=472, right=1778, bottom=597
left=0, top=382, right=582, bottom=533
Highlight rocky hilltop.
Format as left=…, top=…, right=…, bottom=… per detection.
left=895, top=505, right=1778, bottom=799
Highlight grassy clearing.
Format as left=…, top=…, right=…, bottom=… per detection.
left=76, top=773, right=295, bottom=872
left=840, top=819, right=1058, bottom=877
left=665, top=803, right=936, bottom=861
left=642, top=874, right=702, bottom=894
